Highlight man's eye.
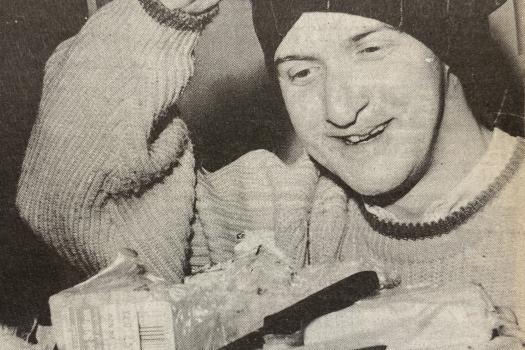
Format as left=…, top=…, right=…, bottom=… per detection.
left=355, top=42, right=395, bottom=61
left=285, top=66, right=320, bottom=85
left=359, top=46, right=381, bottom=54
left=291, top=69, right=310, bottom=80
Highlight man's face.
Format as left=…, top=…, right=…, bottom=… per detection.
left=275, top=13, right=444, bottom=196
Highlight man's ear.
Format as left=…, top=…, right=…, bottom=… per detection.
left=441, top=62, right=452, bottom=96
left=443, top=63, right=451, bottom=83
left=442, top=63, right=469, bottom=107
left=443, top=63, right=463, bottom=92
left=87, top=0, right=113, bottom=17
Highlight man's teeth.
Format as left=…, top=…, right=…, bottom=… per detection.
left=343, top=122, right=388, bottom=145
left=346, top=135, right=363, bottom=144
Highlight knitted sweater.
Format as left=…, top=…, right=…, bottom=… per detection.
left=193, top=136, right=525, bottom=323
left=17, top=0, right=525, bottom=327
left=16, top=0, right=216, bottom=282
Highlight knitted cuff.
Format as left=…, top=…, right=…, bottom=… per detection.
left=137, top=0, right=219, bottom=31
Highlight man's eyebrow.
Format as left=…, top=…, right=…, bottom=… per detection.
left=274, top=55, right=318, bottom=66
left=274, top=25, right=398, bottom=65
left=351, top=25, right=396, bottom=42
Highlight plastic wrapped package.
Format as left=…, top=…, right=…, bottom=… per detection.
left=259, top=285, right=525, bottom=350
left=49, top=230, right=522, bottom=350
left=49, top=232, right=371, bottom=350
left=303, top=283, right=524, bottom=349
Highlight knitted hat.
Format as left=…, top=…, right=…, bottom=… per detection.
left=251, top=0, right=523, bottom=134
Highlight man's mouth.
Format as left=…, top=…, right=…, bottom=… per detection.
left=336, top=119, right=392, bottom=145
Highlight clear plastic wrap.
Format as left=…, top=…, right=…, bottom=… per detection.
left=49, top=232, right=365, bottom=350
left=49, top=230, right=523, bottom=350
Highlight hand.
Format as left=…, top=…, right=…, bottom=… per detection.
left=161, top=0, right=221, bottom=12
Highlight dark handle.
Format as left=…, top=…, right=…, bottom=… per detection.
left=220, top=271, right=380, bottom=350
left=262, top=271, right=379, bottom=335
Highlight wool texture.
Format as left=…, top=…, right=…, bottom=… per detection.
left=17, top=0, right=218, bottom=282
left=194, top=140, right=525, bottom=325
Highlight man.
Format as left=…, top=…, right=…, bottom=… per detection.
left=249, top=2, right=525, bottom=346
left=15, top=0, right=525, bottom=347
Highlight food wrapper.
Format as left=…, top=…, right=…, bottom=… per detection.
left=49, top=231, right=365, bottom=350
left=303, top=283, right=523, bottom=349
left=50, top=230, right=521, bottom=350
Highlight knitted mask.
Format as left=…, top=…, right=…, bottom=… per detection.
left=251, top=0, right=523, bottom=133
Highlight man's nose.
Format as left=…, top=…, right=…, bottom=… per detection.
left=324, top=71, right=369, bottom=128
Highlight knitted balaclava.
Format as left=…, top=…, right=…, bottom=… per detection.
left=251, top=0, right=523, bottom=134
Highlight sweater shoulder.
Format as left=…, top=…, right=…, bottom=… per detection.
left=489, top=138, right=525, bottom=219
left=482, top=139, right=525, bottom=233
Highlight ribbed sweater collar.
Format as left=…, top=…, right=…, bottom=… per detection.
left=365, top=129, right=521, bottom=223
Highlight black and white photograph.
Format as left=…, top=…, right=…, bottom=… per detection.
left=1, top=0, right=525, bottom=348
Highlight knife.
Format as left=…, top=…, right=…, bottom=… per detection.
left=219, top=270, right=381, bottom=350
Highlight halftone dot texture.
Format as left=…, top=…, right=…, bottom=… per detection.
left=16, top=0, right=218, bottom=282
left=251, top=0, right=523, bottom=132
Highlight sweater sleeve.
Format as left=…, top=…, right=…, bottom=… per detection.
left=191, top=150, right=318, bottom=269
left=16, top=0, right=217, bottom=282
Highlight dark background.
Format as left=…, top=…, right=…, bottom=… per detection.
left=0, top=0, right=90, bottom=329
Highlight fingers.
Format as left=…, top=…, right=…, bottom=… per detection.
left=183, top=0, right=221, bottom=14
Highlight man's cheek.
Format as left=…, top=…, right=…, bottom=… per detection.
left=305, top=137, right=340, bottom=170
left=290, top=116, right=320, bottom=140
left=294, top=129, right=320, bottom=154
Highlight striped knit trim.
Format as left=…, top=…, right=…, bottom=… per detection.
left=137, top=0, right=219, bottom=31
left=360, top=138, right=525, bottom=240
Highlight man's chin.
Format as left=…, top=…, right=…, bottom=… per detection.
left=312, top=156, right=415, bottom=200
left=357, top=176, right=421, bottom=207
left=340, top=172, right=412, bottom=205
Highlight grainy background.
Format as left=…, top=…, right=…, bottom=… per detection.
left=0, top=0, right=89, bottom=327
left=0, top=0, right=519, bottom=328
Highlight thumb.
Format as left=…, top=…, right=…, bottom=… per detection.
left=148, top=117, right=190, bottom=173
left=103, top=112, right=192, bottom=196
